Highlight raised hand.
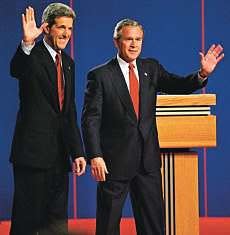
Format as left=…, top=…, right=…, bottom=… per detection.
left=22, top=6, right=48, bottom=45
left=199, top=44, right=224, bottom=77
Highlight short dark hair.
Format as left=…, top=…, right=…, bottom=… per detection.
left=42, top=3, right=76, bottom=27
left=113, top=19, right=144, bottom=39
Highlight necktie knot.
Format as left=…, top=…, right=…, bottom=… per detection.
left=55, top=53, right=61, bottom=65
left=129, top=63, right=135, bottom=70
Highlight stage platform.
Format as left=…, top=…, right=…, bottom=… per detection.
left=0, top=217, right=230, bottom=235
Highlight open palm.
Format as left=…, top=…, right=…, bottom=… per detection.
left=200, top=44, right=224, bottom=77
left=22, top=6, right=47, bottom=44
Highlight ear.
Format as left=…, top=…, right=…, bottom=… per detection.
left=43, top=24, right=50, bottom=34
left=113, top=38, right=119, bottom=49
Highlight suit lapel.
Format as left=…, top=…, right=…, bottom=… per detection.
left=137, top=58, right=153, bottom=120
left=37, top=42, right=57, bottom=87
left=62, top=54, right=72, bottom=113
left=36, top=42, right=59, bottom=112
left=137, top=58, right=148, bottom=121
left=36, top=43, right=73, bottom=113
left=109, top=59, right=137, bottom=122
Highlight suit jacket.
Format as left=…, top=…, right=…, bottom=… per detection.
left=81, top=57, right=207, bottom=180
left=10, top=41, right=84, bottom=169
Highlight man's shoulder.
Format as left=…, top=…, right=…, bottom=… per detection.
left=138, top=57, right=159, bottom=66
left=31, top=41, right=47, bottom=57
left=33, top=40, right=45, bottom=51
left=89, top=58, right=116, bottom=74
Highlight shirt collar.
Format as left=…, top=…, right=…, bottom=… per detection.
left=116, top=54, right=137, bottom=69
left=43, top=38, right=61, bottom=62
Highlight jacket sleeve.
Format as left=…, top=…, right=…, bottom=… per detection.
left=148, top=59, right=208, bottom=94
left=81, top=70, right=103, bottom=159
left=10, top=44, right=31, bottom=79
left=67, top=62, right=85, bottom=160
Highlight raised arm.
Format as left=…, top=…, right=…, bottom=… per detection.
left=10, top=7, right=48, bottom=78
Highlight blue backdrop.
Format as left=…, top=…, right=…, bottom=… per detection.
left=0, top=0, right=229, bottom=220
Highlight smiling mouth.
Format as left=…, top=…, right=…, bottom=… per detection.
left=59, top=38, right=68, bottom=43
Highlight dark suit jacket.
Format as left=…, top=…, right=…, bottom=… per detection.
left=10, top=41, right=84, bottom=169
left=82, top=57, right=207, bottom=180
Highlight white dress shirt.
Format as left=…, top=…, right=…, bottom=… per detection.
left=116, top=54, right=139, bottom=92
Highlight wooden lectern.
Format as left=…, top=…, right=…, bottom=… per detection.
left=156, top=94, right=216, bottom=235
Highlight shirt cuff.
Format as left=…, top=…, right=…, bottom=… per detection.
left=198, top=71, right=208, bottom=82
left=21, top=40, right=35, bottom=55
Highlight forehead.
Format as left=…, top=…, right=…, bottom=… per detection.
left=120, top=26, right=143, bottom=37
left=54, top=16, right=73, bottom=26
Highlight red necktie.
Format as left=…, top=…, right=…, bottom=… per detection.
left=129, top=63, right=139, bottom=118
left=55, top=53, right=64, bottom=111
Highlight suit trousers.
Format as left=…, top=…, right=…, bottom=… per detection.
left=96, top=169, right=165, bottom=235
left=10, top=165, right=69, bottom=235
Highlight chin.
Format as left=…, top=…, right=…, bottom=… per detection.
left=58, top=43, right=68, bottom=49
left=58, top=46, right=67, bottom=50
left=128, top=57, right=137, bottom=62
left=128, top=55, right=138, bottom=60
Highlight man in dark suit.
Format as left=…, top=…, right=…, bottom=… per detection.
left=10, top=3, right=86, bottom=235
left=81, top=19, right=224, bottom=235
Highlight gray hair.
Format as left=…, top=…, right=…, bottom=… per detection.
left=42, top=3, right=76, bottom=27
left=113, top=19, right=144, bottom=39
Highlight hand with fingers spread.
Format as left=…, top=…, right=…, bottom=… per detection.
left=199, top=44, right=224, bottom=78
left=90, top=157, right=109, bottom=181
left=72, top=157, right=87, bottom=176
left=22, top=6, right=48, bottom=45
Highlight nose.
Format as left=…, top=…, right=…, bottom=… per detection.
left=63, top=29, right=72, bottom=38
left=130, top=39, right=136, bottom=47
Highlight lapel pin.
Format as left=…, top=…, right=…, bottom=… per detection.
left=144, top=72, right=148, bottom=77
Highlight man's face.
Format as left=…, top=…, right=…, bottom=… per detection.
left=114, top=26, right=143, bottom=63
left=44, top=16, right=73, bottom=51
